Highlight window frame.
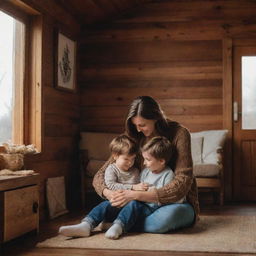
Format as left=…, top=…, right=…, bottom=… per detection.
left=0, top=1, right=42, bottom=152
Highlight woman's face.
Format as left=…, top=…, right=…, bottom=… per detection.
left=131, top=116, right=156, bottom=137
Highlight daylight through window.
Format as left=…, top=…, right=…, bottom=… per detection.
left=0, top=10, right=25, bottom=145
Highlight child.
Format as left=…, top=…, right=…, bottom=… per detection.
left=102, top=136, right=184, bottom=239
left=104, top=134, right=148, bottom=191
left=59, top=134, right=147, bottom=238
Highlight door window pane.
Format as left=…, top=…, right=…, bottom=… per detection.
left=242, top=56, right=256, bottom=129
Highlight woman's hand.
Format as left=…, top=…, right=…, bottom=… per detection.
left=110, top=190, right=136, bottom=208
left=102, top=188, right=116, bottom=201
left=104, top=187, right=158, bottom=207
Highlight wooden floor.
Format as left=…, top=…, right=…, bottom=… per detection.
left=1, top=203, right=256, bottom=256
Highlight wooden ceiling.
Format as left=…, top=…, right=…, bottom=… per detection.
left=54, top=0, right=152, bottom=27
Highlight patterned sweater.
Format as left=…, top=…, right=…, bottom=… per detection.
left=105, top=163, right=140, bottom=190
left=92, top=121, right=200, bottom=223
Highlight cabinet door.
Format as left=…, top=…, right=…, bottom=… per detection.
left=4, top=185, right=39, bottom=242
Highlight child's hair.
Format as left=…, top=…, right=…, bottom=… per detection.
left=142, top=136, right=172, bottom=163
left=109, top=134, right=138, bottom=156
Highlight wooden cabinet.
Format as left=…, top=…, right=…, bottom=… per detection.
left=0, top=174, right=40, bottom=243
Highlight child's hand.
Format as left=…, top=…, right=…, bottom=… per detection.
left=132, top=182, right=149, bottom=191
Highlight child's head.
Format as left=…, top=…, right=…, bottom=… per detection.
left=109, top=134, right=138, bottom=171
left=141, top=136, right=172, bottom=173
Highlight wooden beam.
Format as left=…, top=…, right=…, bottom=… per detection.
left=9, top=0, right=40, bottom=15
left=222, top=38, right=233, bottom=201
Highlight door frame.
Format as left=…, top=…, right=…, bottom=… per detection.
left=223, top=38, right=256, bottom=201
left=222, top=38, right=233, bottom=201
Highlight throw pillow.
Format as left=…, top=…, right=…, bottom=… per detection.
left=191, top=130, right=228, bottom=164
left=191, top=137, right=203, bottom=165
left=193, top=163, right=221, bottom=177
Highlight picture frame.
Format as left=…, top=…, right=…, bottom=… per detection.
left=55, top=30, right=77, bottom=92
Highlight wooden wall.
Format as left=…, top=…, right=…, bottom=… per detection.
left=8, top=0, right=256, bottom=214
left=79, top=0, right=256, bottom=202
left=17, top=0, right=81, bottom=218
left=80, top=0, right=256, bottom=133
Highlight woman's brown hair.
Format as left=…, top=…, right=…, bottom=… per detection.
left=125, top=96, right=170, bottom=142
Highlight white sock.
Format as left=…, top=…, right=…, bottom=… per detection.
left=105, top=223, right=123, bottom=239
left=59, top=221, right=92, bottom=237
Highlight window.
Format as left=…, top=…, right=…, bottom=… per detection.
left=0, top=11, right=25, bottom=144
left=0, top=3, right=42, bottom=151
left=242, top=56, right=256, bottom=129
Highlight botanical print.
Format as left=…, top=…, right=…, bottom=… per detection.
left=57, top=32, right=76, bottom=91
left=59, top=44, right=72, bottom=83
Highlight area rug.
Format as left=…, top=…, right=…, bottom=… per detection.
left=37, top=215, right=256, bottom=254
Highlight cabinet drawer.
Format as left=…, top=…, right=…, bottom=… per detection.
left=3, top=185, right=39, bottom=242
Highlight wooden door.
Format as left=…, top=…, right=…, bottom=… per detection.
left=233, top=46, right=256, bottom=201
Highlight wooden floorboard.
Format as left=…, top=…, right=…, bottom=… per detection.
left=1, top=203, right=256, bottom=256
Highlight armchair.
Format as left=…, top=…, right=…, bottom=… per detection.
left=191, top=130, right=228, bottom=205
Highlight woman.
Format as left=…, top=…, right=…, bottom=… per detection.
left=93, top=96, right=199, bottom=233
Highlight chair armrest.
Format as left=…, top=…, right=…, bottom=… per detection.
left=80, top=149, right=89, bottom=209
left=216, top=148, right=224, bottom=166
left=215, top=148, right=225, bottom=182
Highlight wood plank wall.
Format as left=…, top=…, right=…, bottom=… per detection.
left=79, top=0, right=256, bottom=202
left=80, top=0, right=256, bottom=133
left=18, top=0, right=81, bottom=218
left=8, top=0, right=256, bottom=215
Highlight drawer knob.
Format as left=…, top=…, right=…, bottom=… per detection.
left=33, top=202, right=39, bottom=213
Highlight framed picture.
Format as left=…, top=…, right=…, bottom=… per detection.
left=55, top=31, right=76, bottom=92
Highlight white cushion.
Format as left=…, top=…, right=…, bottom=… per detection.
left=191, top=130, right=228, bottom=164
left=80, top=132, right=118, bottom=160
left=191, top=137, right=203, bottom=164
left=193, top=164, right=221, bottom=177
left=86, top=159, right=106, bottom=177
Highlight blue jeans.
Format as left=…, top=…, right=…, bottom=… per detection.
left=138, top=202, right=195, bottom=233
left=83, top=201, right=195, bottom=234
left=83, top=200, right=154, bottom=232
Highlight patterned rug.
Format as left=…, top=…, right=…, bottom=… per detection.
left=37, top=215, right=256, bottom=254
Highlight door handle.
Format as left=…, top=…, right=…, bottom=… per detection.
left=233, top=101, right=241, bottom=122
left=234, top=101, right=238, bottom=121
